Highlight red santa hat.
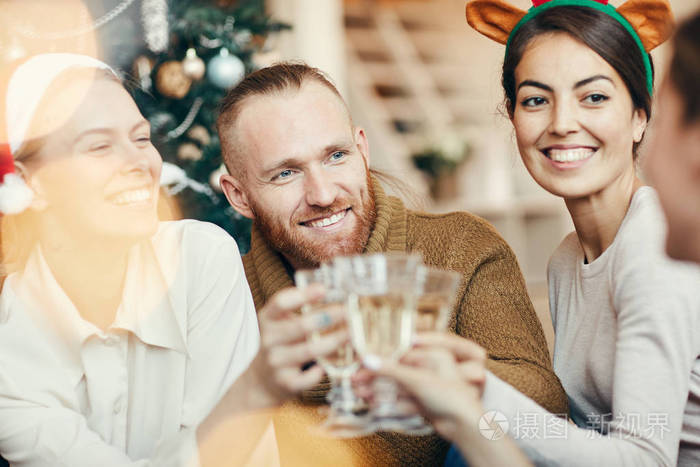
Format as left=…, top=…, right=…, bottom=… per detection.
left=0, top=53, right=115, bottom=215
left=0, top=142, right=33, bottom=215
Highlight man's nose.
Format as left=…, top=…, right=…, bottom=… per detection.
left=304, top=167, right=337, bottom=207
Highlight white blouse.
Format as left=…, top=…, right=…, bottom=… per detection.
left=0, top=220, right=260, bottom=466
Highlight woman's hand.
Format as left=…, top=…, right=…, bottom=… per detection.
left=250, top=285, right=347, bottom=404
left=366, top=332, right=488, bottom=441
left=197, top=285, right=350, bottom=463
left=208, top=285, right=347, bottom=415
left=363, top=333, right=531, bottom=466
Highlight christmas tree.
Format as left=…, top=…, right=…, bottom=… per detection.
left=131, top=0, right=289, bottom=253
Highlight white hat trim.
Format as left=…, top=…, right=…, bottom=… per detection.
left=6, top=53, right=115, bottom=154
left=0, top=173, right=34, bottom=215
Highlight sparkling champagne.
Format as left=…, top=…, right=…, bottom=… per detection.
left=416, top=293, right=450, bottom=331
left=347, top=293, right=415, bottom=361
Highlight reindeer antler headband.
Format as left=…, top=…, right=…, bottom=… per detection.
left=465, top=0, right=674, bottom=95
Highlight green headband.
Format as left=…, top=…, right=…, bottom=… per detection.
left=505, top=0, right=654, bottom=95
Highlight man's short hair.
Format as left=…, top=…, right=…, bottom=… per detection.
left=216, top=62, right=346, bottom=178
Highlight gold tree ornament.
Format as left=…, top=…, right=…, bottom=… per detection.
left=187, top=125, right=211, bottom=146
left=182, top=48, right=206, bottom=80
left=155, top=61, right=192, bottom=99
left=177, top=142, right=203, bottom=161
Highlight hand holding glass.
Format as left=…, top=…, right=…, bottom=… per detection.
left=294, top=265, right=372, bottom=437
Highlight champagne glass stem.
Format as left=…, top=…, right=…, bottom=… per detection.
left=372, top=375, right=400, bottom=417
left=325, top=375, right=339, bottom=405
left=336, top=375, right=357, bottom=413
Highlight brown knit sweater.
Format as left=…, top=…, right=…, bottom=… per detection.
left=242, top=180, right=568, bottom=466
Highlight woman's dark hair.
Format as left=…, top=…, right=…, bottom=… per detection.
left=502, top=6, right=653, bottom=155
left=669, top=11, right=700, bottom=124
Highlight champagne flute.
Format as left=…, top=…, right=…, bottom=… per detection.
left=400, top=265, right=462, bottom=434
left=336, top=252, right=424, bottom=432
left=416, top=266, right=461, bottom=333
left=294, top=264, right=373, bottom=438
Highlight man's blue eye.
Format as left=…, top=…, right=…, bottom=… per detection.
left=330, top=151, right=345, bottom=161
left=278, top=169, right=292, bottom=179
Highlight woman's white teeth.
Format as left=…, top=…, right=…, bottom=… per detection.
left=548, top=148, right=594, bottom=162
left=113, top=189, right=151, bottom=205
left=310, top=210, right=346, bottom=228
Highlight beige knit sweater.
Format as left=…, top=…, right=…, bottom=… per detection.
left=242, top=180, right=567, bottom=466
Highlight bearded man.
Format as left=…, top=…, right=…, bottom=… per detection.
left=216, top=62, right=566, bottom=466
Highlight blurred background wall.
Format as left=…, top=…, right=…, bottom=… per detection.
left=267, top=0, right=699, bottom=350
left=1, top=0, right=698, bottom=351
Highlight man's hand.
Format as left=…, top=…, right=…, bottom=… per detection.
left=198, top=284, right=348, bottom=445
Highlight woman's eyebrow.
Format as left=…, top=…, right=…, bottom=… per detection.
left=574, top=74, right=615, bottom=89
left=517, top=80, right=553, bottom=92
left=72, top=127, right=112, bottom=144
left=517, top=75, right=615, bottom=93
left=131, top=120, right=150, bottom=132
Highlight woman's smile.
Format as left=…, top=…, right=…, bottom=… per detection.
left=540, top=145, right=598, bottom=170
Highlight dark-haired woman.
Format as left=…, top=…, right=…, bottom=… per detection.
left=369, top=2, right=700, bottom=466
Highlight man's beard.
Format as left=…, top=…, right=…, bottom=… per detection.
left=251, top=173, right=376, bottom=269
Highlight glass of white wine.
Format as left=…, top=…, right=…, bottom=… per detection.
left=335, top=252, right=424, bottom=433
left=294, top=264, right=373, bottom=438
left=416, top=266, right=461, bottom=333
left=399, top=265, right=462, bottom=435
